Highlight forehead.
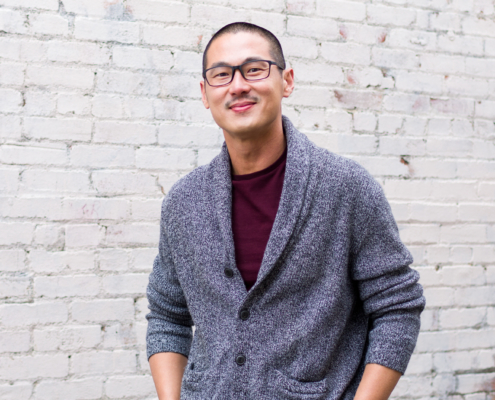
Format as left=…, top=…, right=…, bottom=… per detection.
left=206, top=31, right=272, bottom=68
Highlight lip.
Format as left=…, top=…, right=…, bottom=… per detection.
left=229, top=101, right=256, bottom=113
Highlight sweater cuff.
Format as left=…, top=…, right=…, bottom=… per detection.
left=146, top=319, right=193, bottom=360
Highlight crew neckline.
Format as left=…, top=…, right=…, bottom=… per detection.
left=231, top=145, right=287, bottom=181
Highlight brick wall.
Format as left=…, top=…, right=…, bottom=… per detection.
left=0, top=0, right=494, bottom=399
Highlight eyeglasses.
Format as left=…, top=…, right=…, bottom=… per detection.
left=203, top=60, right=283, bottom=87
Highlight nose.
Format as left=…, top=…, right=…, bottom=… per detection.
left=228, top=68, right=251, bottom=96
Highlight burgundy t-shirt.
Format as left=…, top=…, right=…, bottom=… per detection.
left=231, top=146, right=287, bottom=290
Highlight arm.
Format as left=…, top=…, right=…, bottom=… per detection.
left=354, top=364, right=401, bottom=400
left=149, top=352, right=188, bottom=400
left=146, top=197, right=194, bottom=396
left=350, top=168, right=425, bottom=373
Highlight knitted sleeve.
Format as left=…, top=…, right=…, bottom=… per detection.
left=349, top=166, right=426, bottom=374
left=146, top=197, right=193, bottom=360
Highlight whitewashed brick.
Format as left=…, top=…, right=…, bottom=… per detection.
left=57, top=93, right=92, bottom=115
left=23, top=90, right=56, bottom=116
left=403, top=117, right=427, bottom=136
left=92, top=94, right=124, bottom=118
left=61, top=0, right=123, bottom=17
left=0, top=37, right=21, bottom=61
left=0, top=196, right=62, bottom=220
left=131, top=248, right=156, bottom=271
left=317, top=0, right=366, bottom=21
left=154, top=99, right=181, bottom=121
left=475, top=100, right=495, bottom=119
left=105, top=375, right=155, bottom=398
left=372, top=48, right=419, bottom=69
left=21, top=169, right=91, bottom=193
left=416, top=331, right=457, bottom=352
left=459, top=203, right=495, bottom=222
left=113, top=46, right=173, bottom=70
left=25, top=117, right=92, bottom=141
left=29, top=250, right=95, bottom=273
left=0, top=143, right=68, bottom=166
left=430, top=98, right=474, bottom=116
left=0, top=302, right=67, bottom=327
left=279, top=36, right=318, bottom=59
left=0, top=62, right=25, bottom=86
left=65, top=224, right=105, bottom=248
left=0, top=330, right=30, bottom=352
left=405, top=353, right=433, bottom=375
left=321, top=42, right=371, bottom=65
left=0, top=249, right=26, bottom=272
left=462, top=16, right=495, bottom=37
left=338, top=23, right=388, bottom=45
left=0, top=115, right=21, bottom=139
left=71, top=145, right=134, bottom=168
left=387, top=29, right=437, bottom=51
left=95, top=121, right=156, bottom=145
left=247, top=11, right=288, bottom=37
left=47, top=41, right=110, bottom=65
left=439, top=307, right=485, bottom=329
left=29, top=13, right=69, bottom=36
left=161, top=74, right=199, bottom=99
left=457, top=160, right=495, bottom=179
left=426, top=138, right=473, bottom=157
left=34, top=325, right=101, bottom=351
left=126, top=0, right=189, bottom=23
left=437, top=33, right=484, bottom=56
left=377, top=115, right=403, bottom=134
left=434, top=350, right=495, bottom=373
left=136, top=147, right=195, bottom=170
left=102, top=322, right=137, bottom=348
left=0, top=8, right=27, bottom=35
left=106, top=224, right=159, bottom=246
left=96, top=70, right=160, bottom=96
left=367, top=5, right=416, bottom=27
left=430, top=12, right=461, bottom=31
left=396, top=71, right=443, bottom=94
left=353, top=112, right=377, bottom=132
left=420, top=53, right=466, bottom=74
left=455, top=286, right=495, bottom=306
left=35, top=275, right=99, bottom=298
left=287, top=0, right=315, bottom=14
left=35, top=378, right=103, bottom=400
left=0, top=354, right=68, bottom=380
left=123, top=96, right=154, bottom=119
left=63, top=198, right=128, bottom=221
left=287, top=16, right=339, bottom=39
left=71, top=350, right=136, bottom=375
left=457, top=373, right=495, bottom=394
left=440, top=224, right=487, bottom=244
left=72, top=299, right=134, bottom=322
left=27, top=65, right=94, bottom=89
left=0, top=276, right=30, bottom=298
left=92, top=171, right=158, bottom=195
left=398, top=224, right=440, bottom=244
left=131, top=199, right=162, bottom=221
left=0, top=88, right=22, bottom=113
left=74, top=17, right=139, bottom=43
left=0, top=382, right=31, bottom=400
left=0, top=221, right=34, bottom=245
left=102, top=273, right=148, bottom=295
left=158, top=124, right=221, bottom=147
left=99, top=249, right=129, bottom=272
left=380, top=137, right=425, bottom=156
left=142, top=25, right=203, bottom=48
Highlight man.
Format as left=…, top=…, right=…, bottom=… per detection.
left=146, top=22, right=425, bottom=400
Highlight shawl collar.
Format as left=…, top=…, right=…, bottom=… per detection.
left=210, top=116, right=310, bottom=295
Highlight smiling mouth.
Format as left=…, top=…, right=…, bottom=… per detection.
left=229, top=101, right=256, bottom=113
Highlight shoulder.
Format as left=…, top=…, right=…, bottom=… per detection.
left=304, top=136, right=381, bottom=198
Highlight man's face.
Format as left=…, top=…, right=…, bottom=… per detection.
left=200, top=31, right=294, bottom=139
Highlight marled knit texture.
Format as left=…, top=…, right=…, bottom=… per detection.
left=146, top=116, right=425, bottom=400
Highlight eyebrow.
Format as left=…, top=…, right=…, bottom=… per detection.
left=208, top=57, right=266, bottom=69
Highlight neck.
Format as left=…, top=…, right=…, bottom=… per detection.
left=223, top=117, right=286, bottom=175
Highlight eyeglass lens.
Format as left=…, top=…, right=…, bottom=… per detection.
left=206, top=61, right=271, bottom=86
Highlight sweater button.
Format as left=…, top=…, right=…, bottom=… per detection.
left=235, top=354, right=246, bottom=366
left=239, top=308, right=250, bottom=321
left=224, top=268, right=234, bottom=278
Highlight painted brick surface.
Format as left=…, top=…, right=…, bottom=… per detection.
left=0, top=1, right=494, bottom=399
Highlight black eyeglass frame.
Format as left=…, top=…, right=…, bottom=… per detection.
left=202, top=60, right=284, bottom=87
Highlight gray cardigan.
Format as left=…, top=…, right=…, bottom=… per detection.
left=146, top=116, right=425, bottom=400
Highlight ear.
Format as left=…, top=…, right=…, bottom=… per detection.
left=200, top=80, right=210, bottom=109
left=282, top=68, right=295, bottom=98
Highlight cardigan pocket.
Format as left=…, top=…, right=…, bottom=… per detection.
left=273, top=370, right=329, bottom=399
left=181, top=364, right=212, bottom=394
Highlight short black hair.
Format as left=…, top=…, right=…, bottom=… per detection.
left=202, top=22, right=286, bottom=75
